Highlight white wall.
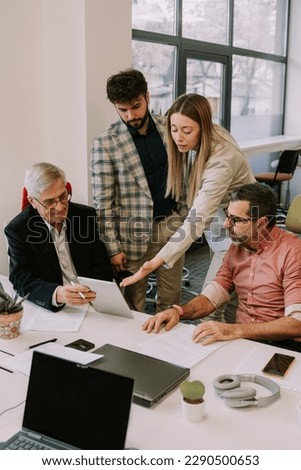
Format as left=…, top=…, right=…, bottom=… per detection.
left=1, top=0, right=44, bottom=273
left=42, top=0, right=87, bottom=200
left=84, top=0, right=132, bottom=201
left=0, top=0, right=131, bottom=275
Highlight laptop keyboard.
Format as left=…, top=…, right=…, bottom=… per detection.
left=5, top=435, right=50, bottom=450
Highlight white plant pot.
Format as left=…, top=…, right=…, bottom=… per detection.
left=181, top=398, right=205, bottom=423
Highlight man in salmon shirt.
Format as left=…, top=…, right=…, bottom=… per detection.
left=142, top=182, right=301, bottom=352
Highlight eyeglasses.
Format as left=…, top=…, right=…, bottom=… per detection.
left=223, top=208, right=257, bottom=226
left=33, top=192, right=72, bottom=210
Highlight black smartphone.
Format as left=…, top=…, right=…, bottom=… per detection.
left=262, top=352, right=295, bottom=378
left=65, top=338, right=95, bottom=352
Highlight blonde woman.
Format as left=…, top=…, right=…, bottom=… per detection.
left=122, top=93, right=255, bottom=320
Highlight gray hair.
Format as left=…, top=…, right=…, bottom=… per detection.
left=24, top=162, right=66, bottom=198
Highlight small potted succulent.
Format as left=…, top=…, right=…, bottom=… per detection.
left=180, top=379, right=206, bottom=423
left=0, top=283, right=28, bottom=339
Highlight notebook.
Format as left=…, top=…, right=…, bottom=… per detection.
left=91, top=343, right=190, bottom=408
left=77, top=276, right=134, bottom=318
left=1, top=351, right=134, bottom=450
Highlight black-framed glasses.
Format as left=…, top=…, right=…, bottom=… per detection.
left=33, top=192, right=72, bottom=210
left=223, top=208, right=257, bottom=226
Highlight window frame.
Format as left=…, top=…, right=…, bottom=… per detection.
left=132, top=0, right=290, bottom=134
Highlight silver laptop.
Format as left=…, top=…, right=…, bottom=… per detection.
left=77, top=276, right=134, bottom=318
left=1, top=351, right=134, bottom=450
left=91, top=343, right=190, bottom=408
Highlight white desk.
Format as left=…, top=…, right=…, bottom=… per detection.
left=0, top=275, right=301, bottom=450
left=239, top=135, right=301, bottom=157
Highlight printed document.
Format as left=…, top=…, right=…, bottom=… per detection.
left=23, top=305, right=88, bottom=332
left=138, top=324, right=226, bottom=368
left=2, top=342, right=103, bottom=376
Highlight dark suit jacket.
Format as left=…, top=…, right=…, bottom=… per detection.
left=5, top=202, right=113, bottom=311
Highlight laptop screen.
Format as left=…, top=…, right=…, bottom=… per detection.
left=23, top=351, right=134, bottom=450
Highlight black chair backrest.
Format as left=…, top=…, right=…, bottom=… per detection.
left=274, top=149, right=300, bottom=181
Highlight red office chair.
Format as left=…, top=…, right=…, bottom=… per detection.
left=255, top=149, right=300, bottom=209
left=21, top=182, right=72, bottom=210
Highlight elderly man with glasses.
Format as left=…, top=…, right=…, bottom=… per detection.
left=142, top=182, right=301, bottom=352
left=5, top=162, right=113, bottom=311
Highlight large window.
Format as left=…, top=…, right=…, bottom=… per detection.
left=132, top=0, right=289, bottom=141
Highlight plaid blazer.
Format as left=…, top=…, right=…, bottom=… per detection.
left=91, top=114, right=185, bottom=261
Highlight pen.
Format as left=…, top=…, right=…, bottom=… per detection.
left=0, top=365, right=13, bottom=373
left=71, top=281, right=86, bottom=299
left=0, top=348, right=14, bottom=357
left=29, top=338, right=57, bottom=349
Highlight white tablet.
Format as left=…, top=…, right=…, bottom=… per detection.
left=77, top=277, right=134, bottom=318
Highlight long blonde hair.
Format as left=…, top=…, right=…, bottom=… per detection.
left=165, top=93, right=220, bottom=208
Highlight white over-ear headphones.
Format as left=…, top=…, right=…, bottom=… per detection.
left=213, top=374, right=280, bottom=408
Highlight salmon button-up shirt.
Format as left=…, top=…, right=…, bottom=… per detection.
left=202, top=226, right=301, bottom=323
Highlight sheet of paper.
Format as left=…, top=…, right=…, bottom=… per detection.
left=2, top=342, right=103, bottom=376
left=234, top=346, right=301, bottom=392
left=138, top=324, right=227, bottom=368
left=23, top=305, right=88, bottom=332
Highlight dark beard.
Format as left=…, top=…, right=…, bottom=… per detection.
left=228, top=228, right=250, bottom=245
left=125, top=110, right=149, bottom=130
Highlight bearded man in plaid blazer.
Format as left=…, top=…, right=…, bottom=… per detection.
left=90, top=69, right=186, bottom=313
